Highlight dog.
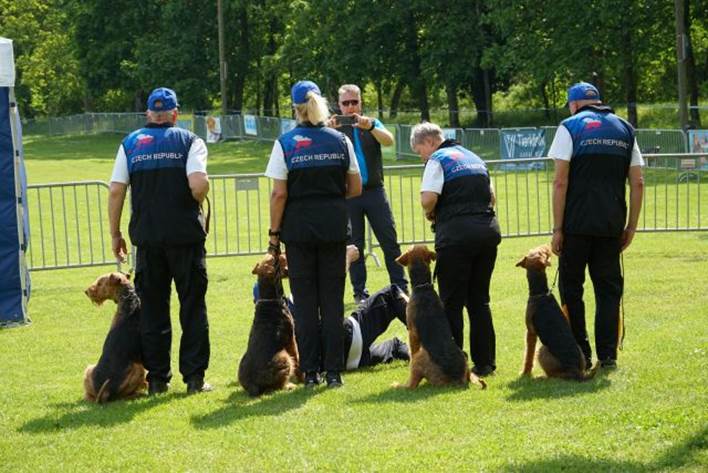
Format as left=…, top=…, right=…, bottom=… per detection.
left=84, top=272, right=147, bottom=403
left=516, top=244, right=598, bottom=381
left=394, top=245, right=486, bottom=389
left=238, top=252, right=303, bottom=396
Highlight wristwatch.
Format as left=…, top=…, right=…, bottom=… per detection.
left=268, top=229, right=281, bottom=237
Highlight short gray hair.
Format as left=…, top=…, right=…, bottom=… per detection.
left=338, top=84, right=361, bottom=98
left=409, top=122, right=444, bottom=150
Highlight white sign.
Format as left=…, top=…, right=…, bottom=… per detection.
left=206, top=116, right=222, bottom=143
left=442, top=128, right=457, bottom=141
left=280, top=118, right=296, bottom=135
left=0, top=38, right=16, bottom=87
left=244, top=114, right=258, bottom=136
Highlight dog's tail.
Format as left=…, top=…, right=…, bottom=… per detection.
left=96, top=379, right=111, bottom=404
left=468, top=371, right=487, bottom=390
left=579, top=363, right=599, bottom=381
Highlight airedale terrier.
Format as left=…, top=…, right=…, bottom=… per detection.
left=393, top=245, right=486, bottom=389
left=84, top=272, right=147, bottom=403
left=238, top=253, right=303, bottom=396
left=516, top=244, right=598, bottom=381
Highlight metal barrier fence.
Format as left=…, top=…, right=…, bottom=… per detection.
left=25, top=154, right=706, bottom=271
left=22, top=112, right=693, bottom=160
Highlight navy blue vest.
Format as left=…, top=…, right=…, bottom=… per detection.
left=562, top=105, right=634, bottom=237
left=124, top=124, right=205, bottom=246
left=431, top=142, right=498, bottom=248
left=278, top=124, right=351, bottom=243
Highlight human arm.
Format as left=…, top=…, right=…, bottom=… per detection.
left=551, top=160, right=570, bottom=255
left=420, top=159, right=443, bottom=221
left=345, top=136, right=362, bottom=198
left=186, top=138, right=209, bottom=203
left=353, top=115, right=394, bottom=147
left=622, top=165, right=644, bottom=251
left=269, top=179, right=288, bottom=246
left=108, top=182, right=128, bottom=262
left=421, top=192, right=438, bottom=222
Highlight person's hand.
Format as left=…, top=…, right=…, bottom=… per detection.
left=425, top=210, right=436, bottom=222
left=267, top=236, right=281, bottom=256
left=621, top=227, right=636, bottom=252
left=352, top=113, right=373, bottom=131
left=112, top=233, right=127, bottom=263
left=326, top=116, right=340, bottom=128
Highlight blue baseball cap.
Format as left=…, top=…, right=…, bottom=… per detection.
left=147, top=87, right=179, bottom=111
left=291, top=80, right=321, bottom=105
left=567, top=82, right=601, bottom=103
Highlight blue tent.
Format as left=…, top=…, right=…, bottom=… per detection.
left=0, top=37, right=30, bottom=327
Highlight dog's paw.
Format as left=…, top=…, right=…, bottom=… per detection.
left=284, top=382, right=296, bottom=391
left=391, top=382, right=405, bottom=389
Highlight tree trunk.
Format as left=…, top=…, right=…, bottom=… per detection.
left=540, top=81, right=550, bottom=120
left=446, top=81, right=459, bottom=127
left=230, top=3, right=249, bottom=113
left=470, top=67, right=492, bottom=128
left=389, top=80, right=404, bottom=119
left=376, top=81, right=384, bottom=120
left=684, top=0, right=701, bottom=126
left=622, top=28, right=638, bottom=127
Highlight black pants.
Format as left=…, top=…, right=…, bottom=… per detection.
left=347, top=187, right=408, bottom=296
left=348, top=285, right=408, bottom=367
left=286, top=241, right=346, bottom=373
left=559, top=234, right=623, bottom=363
left=436, top=244, right=497, bottom=370
left=135, top=244, right=209, bottom=384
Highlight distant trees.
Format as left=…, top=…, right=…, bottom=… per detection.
left=1, top=0, right=705, bottom=126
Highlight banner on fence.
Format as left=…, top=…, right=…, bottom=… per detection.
left=280, top=118, right=296, bottom=135
left=500, top=128, right=546, bottom=169
left=244, top=115, right=258, bottom=136
left=176, top=119, right=192, bottom=131
left=688, top=129, right=708, bottom=170
left=442, top=128, right=457, bottom=140
left=206, top=116, right=222, bottom=143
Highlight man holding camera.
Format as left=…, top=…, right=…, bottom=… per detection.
left=329, top=84, right=407, bottom=304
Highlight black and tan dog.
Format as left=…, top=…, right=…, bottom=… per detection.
left=516, top=244, right=598, bottom=381
left=394, top=245, right=486, bottom=389
left=84, top=272, right=147, bottom=403
left=238, top=253, right=303, bottom=396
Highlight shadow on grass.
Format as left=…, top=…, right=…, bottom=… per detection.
left=190, top=387, right=311, bottom=429
left=501, top=425, right=707, bottom=472
left=18, top=393, right=179, bottom=434
left=351, top=382, right=467, bottom=404
left=505, top=371, right=612, bottom=401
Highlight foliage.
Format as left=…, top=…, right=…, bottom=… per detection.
left=1, top=0, right=706, bottom=126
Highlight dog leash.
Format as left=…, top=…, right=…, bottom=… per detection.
left=548, top=266, right=560, bottom=296
left=619, top=252, right=626, bottom=350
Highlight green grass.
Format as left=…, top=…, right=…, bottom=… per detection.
left=1, top=233, right=706, bottom=472
left=4, top=133, right=706, bottom=471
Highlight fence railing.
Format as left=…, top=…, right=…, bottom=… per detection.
left=25, top=154, right=706, bottom=271
left=22, top=112, right=696, bottom=161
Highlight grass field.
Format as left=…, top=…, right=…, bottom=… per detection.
left=1, top=133, right=706, bottom=472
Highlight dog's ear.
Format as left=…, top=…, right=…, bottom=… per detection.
left=252, top=263, right=260, bottom=275
left=109, top=273, right=123, bottom=285
left=279, top=254, right=289, bottom=278
left=395, top=252, right=410, bottom=267
left=426, top=248, right=437, bottom=262
left=515, top=256, right=527, bottom=268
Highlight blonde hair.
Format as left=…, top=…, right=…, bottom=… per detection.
left=338, top=84, right=361, bottom=98
left=295, top=91, right=330, bottom=125
left=410, top=122, right=444, bottom=150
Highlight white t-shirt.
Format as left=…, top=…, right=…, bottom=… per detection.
left=265, top=135, right=360, bottom=180
left=420, top=159, right=494, bottom=195
left=547, top=125, right=644, bottom=166
left=110, top=137, right=208, bottom=184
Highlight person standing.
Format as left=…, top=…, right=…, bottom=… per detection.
left=108, top=87, right=212, bottom=395
left=265, top=80, right=362, bottom=388
left=410, top=122, right=501, bottom=377
left=329, top=84, right=407, bottom=304
left=549, top=82, right=644, bottom=369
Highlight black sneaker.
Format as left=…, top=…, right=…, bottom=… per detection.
left=148, top=380, right=169, bottom=396
left=353, top=290, right=370, bottom=305
left=600, top=359, right=617, bottom=369
left=392, top=337, right=410, bottom=361
left=304, top=371, right=321, bottom=388
left=186, top=378, right=214, bottom=395
left=325, top=371, right=343, bottom=388
left=471, top=365, right=496, bottom=377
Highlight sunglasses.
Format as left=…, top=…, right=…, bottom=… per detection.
left=340, top=100, right=359, bottom=107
